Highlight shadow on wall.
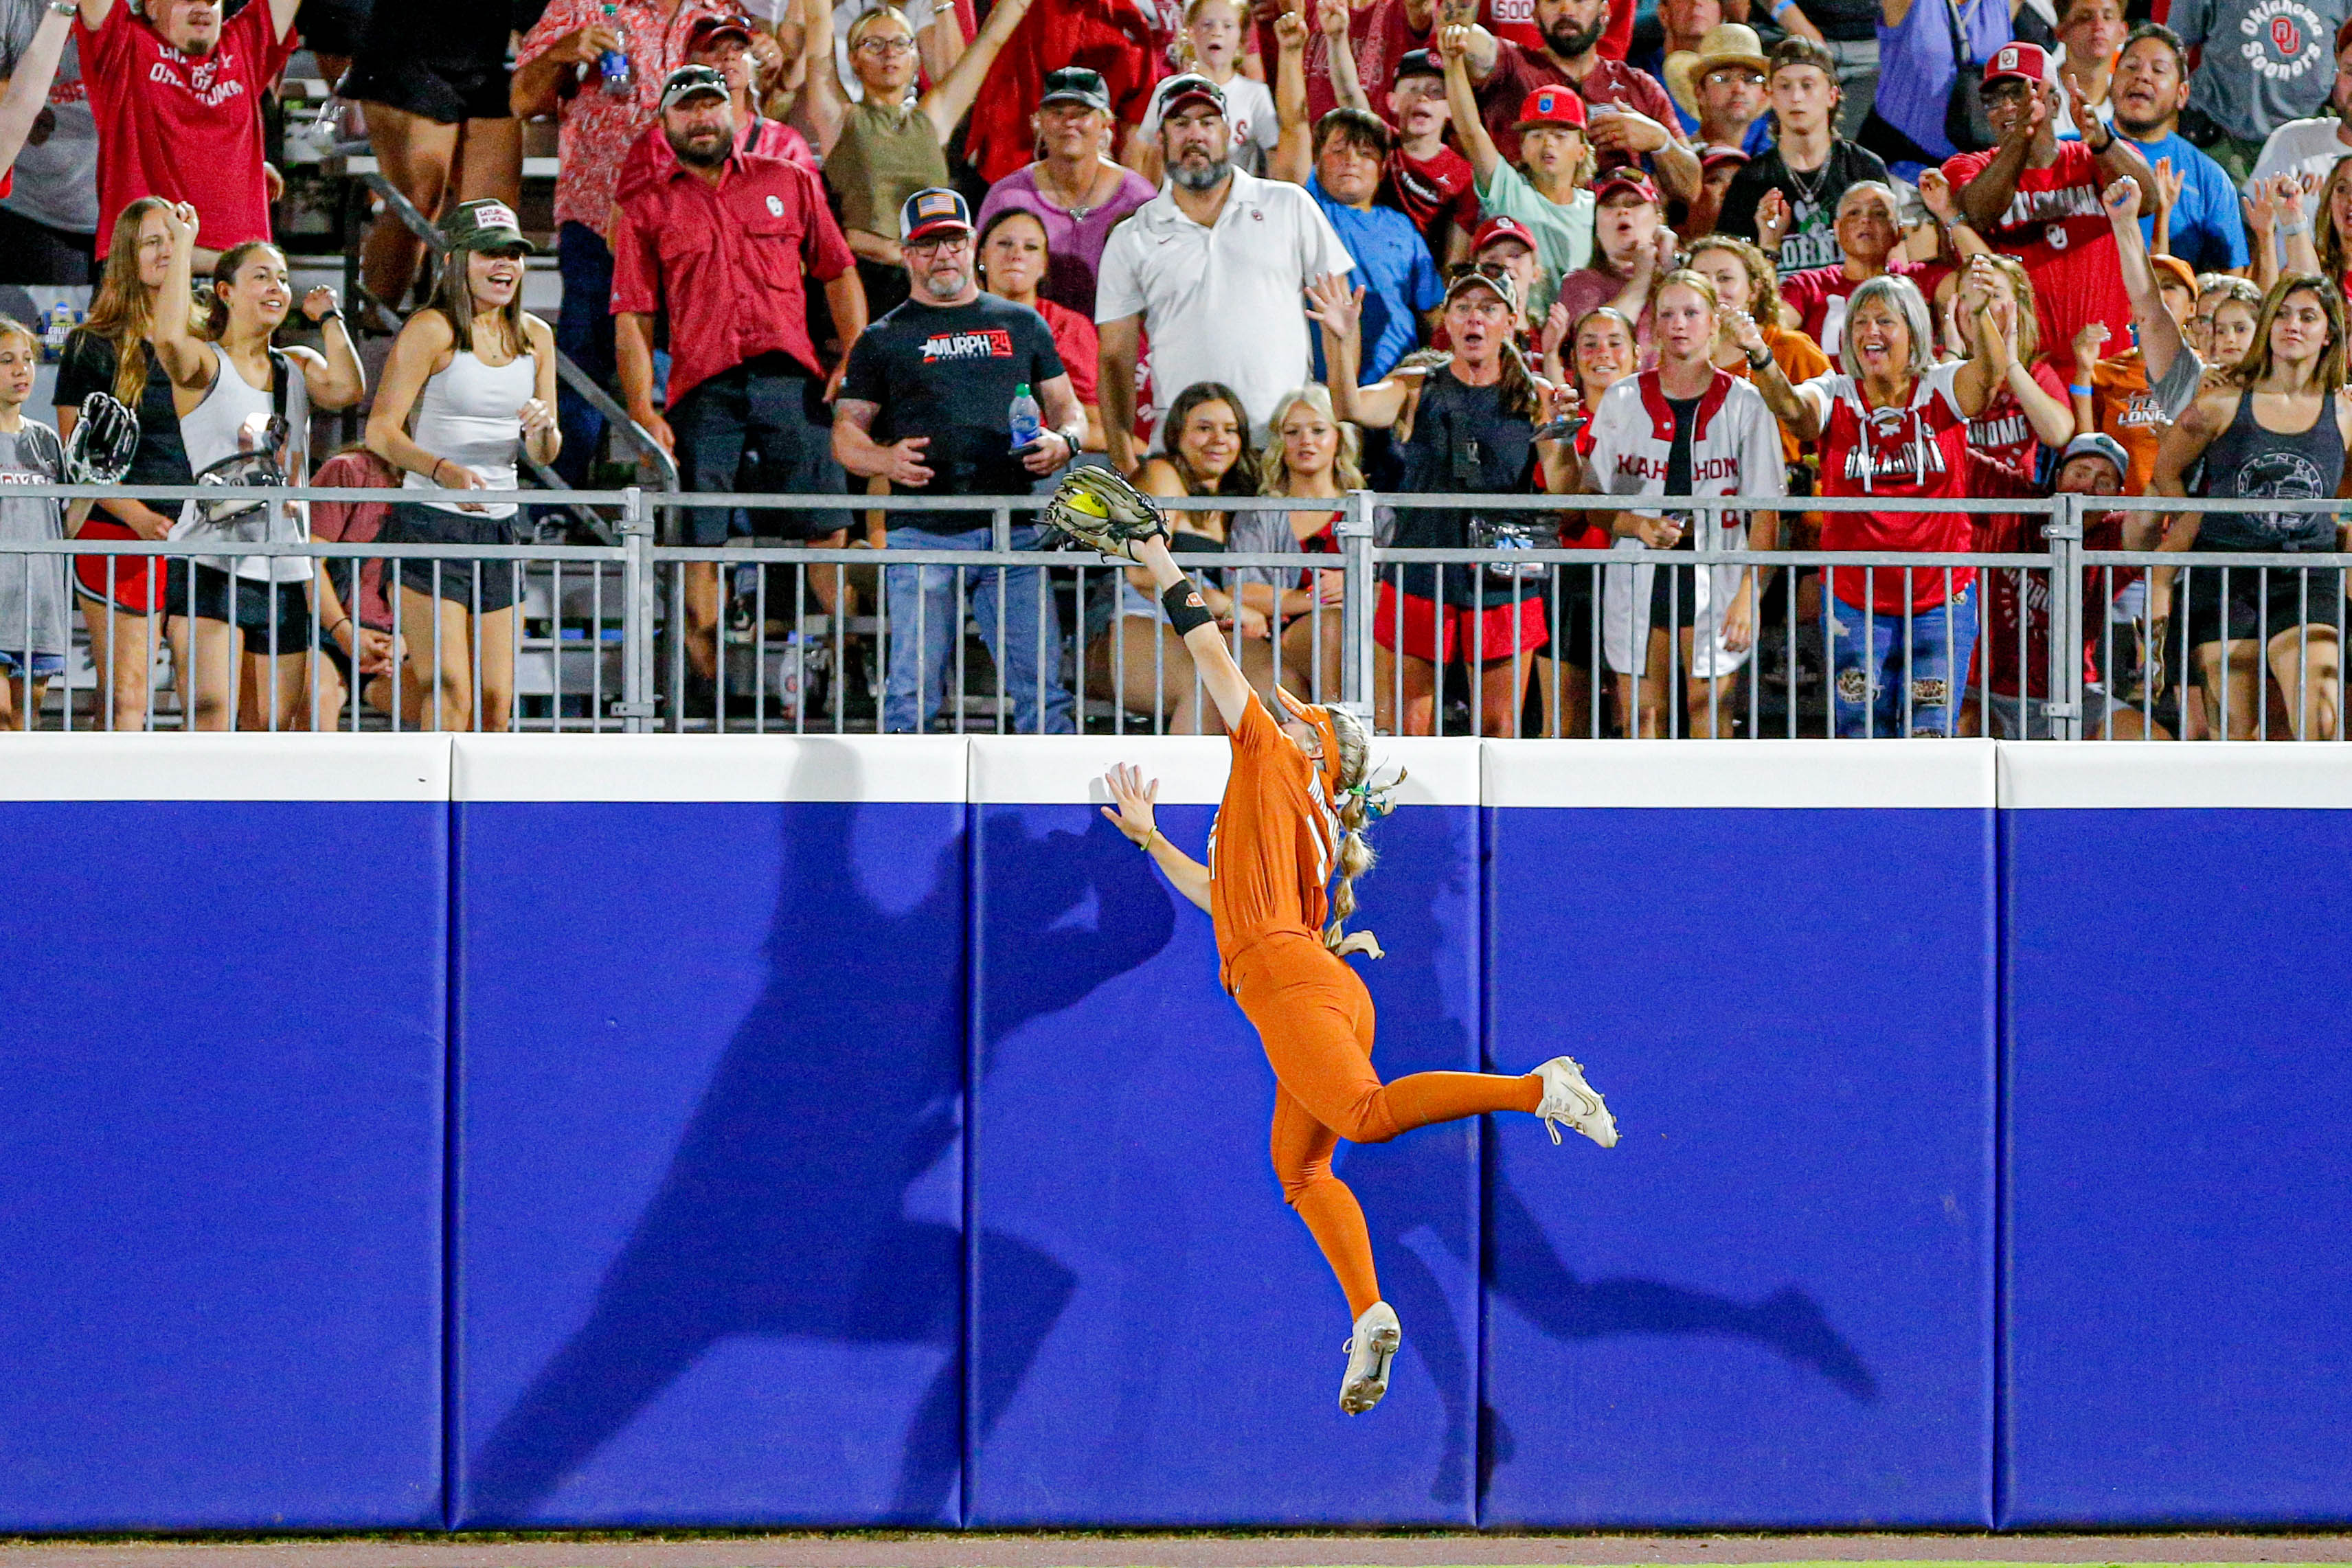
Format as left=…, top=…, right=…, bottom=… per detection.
left=1338, top=807, right=1880, bottom=1507
left=465, top=753, right=1177, bottom=1523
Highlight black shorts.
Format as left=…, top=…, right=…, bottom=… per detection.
left=2178, top=559, right=2347, bottom=662
left=381, top=501, right=525, bottom=613
left=161, top=560, right=317, bottom=651
left=297, top=0, right=374, bottom=56
left=671, top=358, right=851, bottom=545
left=342, top=52, right=511, bottom=123
left=1548, top=558, right=1597, bottom=668
left=1646, top=545, right=1701, bottom=634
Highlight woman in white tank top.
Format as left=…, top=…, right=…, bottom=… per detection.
left=365, top=199, right=561, bottom=734
left=151, top=206, right=370, bottom=731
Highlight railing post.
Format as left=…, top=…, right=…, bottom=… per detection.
left=618, top=486, right=657, bottom=734
left=2044, top=494, right=2085, bottom=741
left=1339, top=488, right=1377, bottom=717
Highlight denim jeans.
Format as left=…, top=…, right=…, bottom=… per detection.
left=883, top=524, right=1075, bottom=734
left=1829, top=583, right=1977, bottom=737
left=554, top=222, right=616, bottom=488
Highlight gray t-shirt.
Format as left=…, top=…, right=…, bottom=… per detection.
left=0, top=420, right=69, bottom=660
left=2173, top=0, right=2349, bottom=146
left=0, top=0, right=98, bottom=236
left=2152, top=343, right=2206, bottom=422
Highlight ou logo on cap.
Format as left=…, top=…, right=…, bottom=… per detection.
left=1994, top=45, right=2019, bottom=70
left=767, top=194, right=784, bottom=216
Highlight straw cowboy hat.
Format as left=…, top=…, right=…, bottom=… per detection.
left=1664, top=23, right=1771, bottom=122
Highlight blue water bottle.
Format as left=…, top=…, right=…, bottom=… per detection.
left=596, top=3, right=633, bottom=97
left=1008, top=383, right=1043, bottom=452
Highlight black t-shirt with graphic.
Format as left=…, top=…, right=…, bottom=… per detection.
left=840, top=293, right=1065, bottom=516
left=1715, top=139, right=1891, bottom=277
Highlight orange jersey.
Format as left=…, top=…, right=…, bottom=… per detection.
left=1209, top=693, right=1341, bottom=988
left=2089, top=349, right=2164, bottom=495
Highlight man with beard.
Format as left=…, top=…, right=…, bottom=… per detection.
left=71, top=0, right=300, bottom=264
left=2248, top=21, right=2352, bottom=202
left=1459, top=0, right=1699, bottom=199
left=834, top=185, right=1083, bottom=734
left=2105, top=24, right=2247, bottom=275
left=1096, top=72, right=1355, bottom=466
left=614, top=66, right=867, bottom=709
left=1945, top=42, right=2152, bottom=361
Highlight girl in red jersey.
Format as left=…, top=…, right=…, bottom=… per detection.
left=1081, top=493, right=1618, bottom=1416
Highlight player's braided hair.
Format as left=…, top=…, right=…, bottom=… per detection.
left=1321, top=703, right=1407, bottom=961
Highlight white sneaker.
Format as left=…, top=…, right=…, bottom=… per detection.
left=1339, top=1301, right=1402, bottom=1415
left=1535, top=1056, right=1618, bottom=1148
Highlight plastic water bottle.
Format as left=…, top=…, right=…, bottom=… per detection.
left=1008, top=383, right=1043, bottom=452
left=596, top=4, right=633, bottom=98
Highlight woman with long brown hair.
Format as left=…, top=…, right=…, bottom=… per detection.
left=365, top=199, right=559, bottom=732
left=2149, top=273, right=2352, bottom=740
left=54, top=198, right=196, bottom=729
left=1091, top=380, right=1263, bottom=732
left=152, top=212, right=370, bottom=731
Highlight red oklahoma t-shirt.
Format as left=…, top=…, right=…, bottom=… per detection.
left=1811, top=360, right=1978, bottom=613
left=80, top=1, right=294, bottom=255
left=1941, top=139, right=2131, bottom=363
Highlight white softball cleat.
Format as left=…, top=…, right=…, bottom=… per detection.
left=1339, top=1300, right=1402, bottom=1416
left=1535, top=1056, right=1618, bottom=1148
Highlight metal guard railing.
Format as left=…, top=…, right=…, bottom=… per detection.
left=3, top=484, right=2348, bottom=740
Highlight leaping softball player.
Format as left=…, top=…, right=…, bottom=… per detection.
left=1046, top=467, right=1618, bottom=1417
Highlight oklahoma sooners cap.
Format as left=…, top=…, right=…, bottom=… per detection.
left=1982, top=41, right=2055, bottom=87
left=1514, top=83, right=1588, bottom=130
left=1470, top=214, right=1539, bottom=255
left=1592, top=166, right=1662, bottom=205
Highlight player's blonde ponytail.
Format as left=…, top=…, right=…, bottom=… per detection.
left=1320, top=703, right=1405, bottom=962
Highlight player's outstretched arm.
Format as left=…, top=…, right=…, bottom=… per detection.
left=1133, top=534, right=1257, bottom=731
left=1101, top=762, right=1211, bottom=911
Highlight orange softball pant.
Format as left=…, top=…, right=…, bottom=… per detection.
left=1230, top=933, right=1541, bottom=1318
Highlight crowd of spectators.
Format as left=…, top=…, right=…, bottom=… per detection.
left=3, top=0, right=2352, bottom=737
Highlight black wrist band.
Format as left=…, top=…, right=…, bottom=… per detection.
left=1162, top=577, right=1216, bottom=636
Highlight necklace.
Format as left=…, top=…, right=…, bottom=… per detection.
left=1037, top=159, right=1104, bottom=220
left=1784, top=150, right=1833, bottom=214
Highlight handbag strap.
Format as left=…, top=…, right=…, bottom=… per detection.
left=1945, top=0, right=1980, bottom=72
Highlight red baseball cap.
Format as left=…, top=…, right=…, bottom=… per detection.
left=686, top=12, right=756, bottom=49
left=1513, top=84, right=1587, bottom=131
left=1470, top=214, right=1538, bottom=255
left=1700, top=143, right=1750, bottom=171
left=1592, top=166, right=1662, bottom=205
left=1982, top=41, right=2055, bottom=87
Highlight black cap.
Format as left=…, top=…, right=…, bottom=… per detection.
left=1394, top=48, right=1443, bottom=78
left=659, top=63, right=732, bottom=111
left=1039, top=65, right=1112, bottom=113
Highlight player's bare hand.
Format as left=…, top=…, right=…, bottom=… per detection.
left=1099, top=762, right=1162, bottom=846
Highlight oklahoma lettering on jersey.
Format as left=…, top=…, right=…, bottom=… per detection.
left=1810, top=360, right=1978, bottom=611
left=1941, top=140, right=2133, bottom=355
left=920, top=328, right=1015, bottom=361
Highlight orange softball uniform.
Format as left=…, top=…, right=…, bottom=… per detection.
left=1208, top=692, right=1340, bottom=991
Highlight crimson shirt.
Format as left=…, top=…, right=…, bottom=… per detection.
left=1476, top=43, right=1677, bottom=170
left=1037, top=296, right=1100, bottom=407
left=1809, top=361, right=1978, bottom=613
left=1385, top=143, right=1480, bottom=259
left=614, top=113, right=816, bottom=207
left=1967, top=359, right=2070, bottom=477
left=1940, top=139, right=2132, bottom=362
left=1968, top=451, right=2123, bottom=700
left=609, top=149, right=855, bottom=407
left=1263, top=0, right=1544, bottom=128
left=79, top=0, right=294, bottom=254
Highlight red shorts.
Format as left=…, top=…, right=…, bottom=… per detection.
left=74, top=515, right=162, bottom=615
left=1373, top=582, right=1547, bottom=664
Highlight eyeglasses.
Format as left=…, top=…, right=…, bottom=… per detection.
left=855, top=36, right=916, bottom=56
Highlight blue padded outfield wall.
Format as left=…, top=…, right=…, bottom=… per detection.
left=0, top=736, right=448, bottom=1530
left=3, top=734, right=2347, bottom=1530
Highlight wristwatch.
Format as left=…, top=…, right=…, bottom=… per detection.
left=1745, top=344, right=1773, bottom=370
left=50, top=1, right=75, bottom=16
